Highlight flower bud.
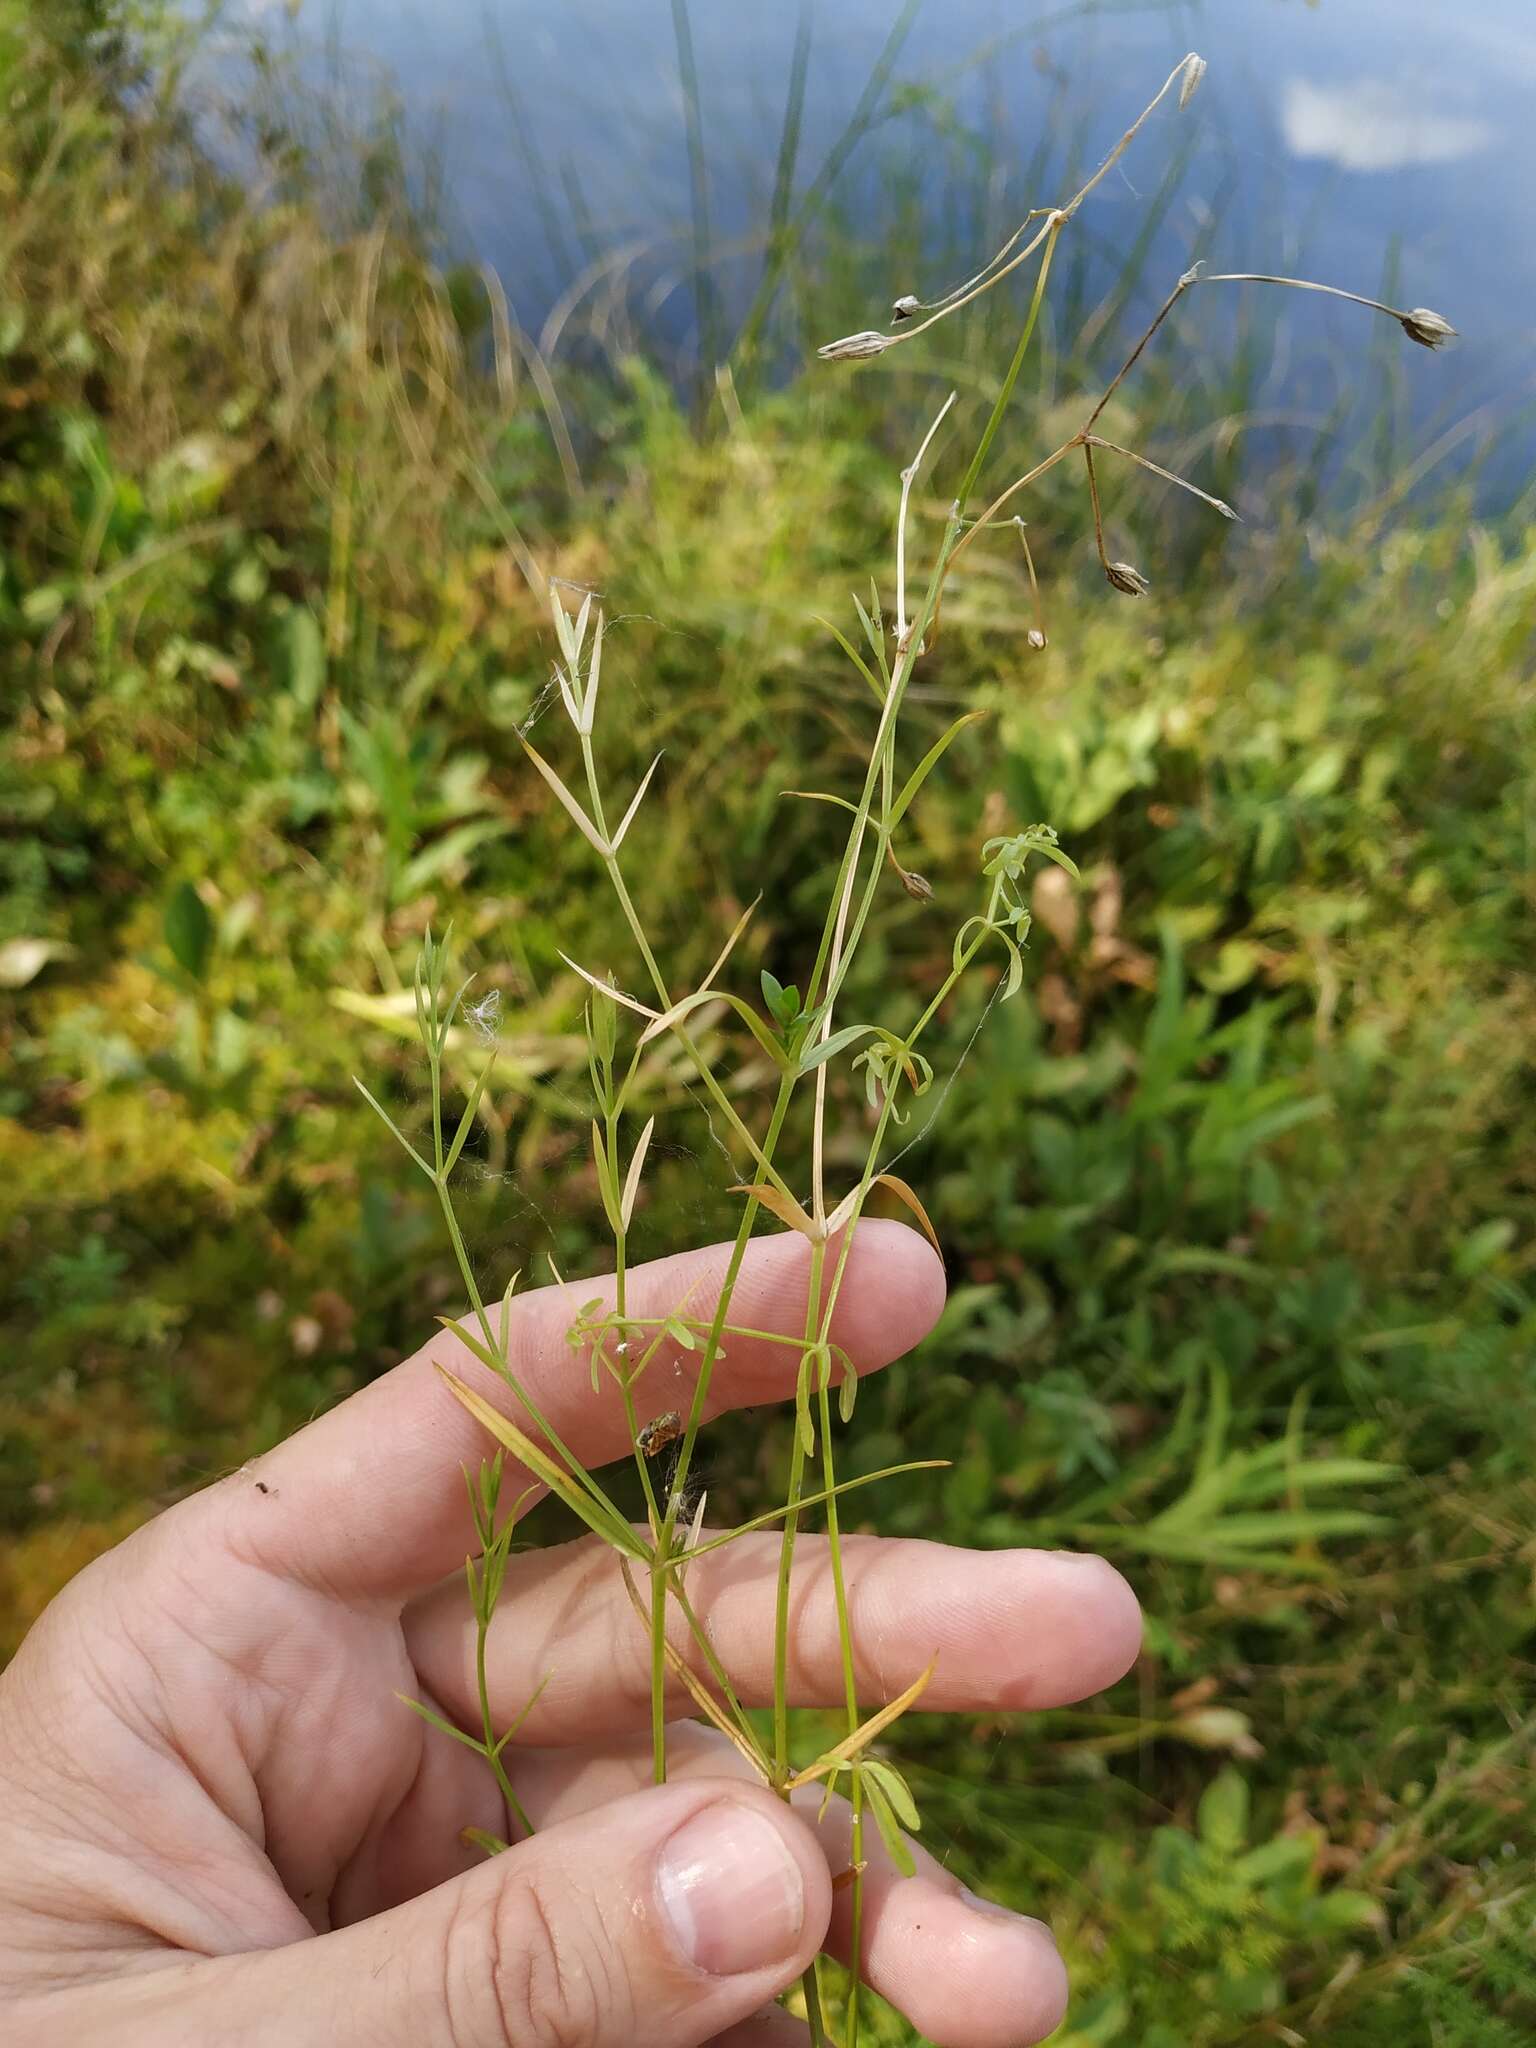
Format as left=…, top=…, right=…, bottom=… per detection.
left=1105, top=560, right=1150, bottom=597
left=1027, top=627, right=1048, bottom=650
left=818, top=329, right=895, bottom=362
left=1399, top=307, right=1456, bottom=350
left=899, top=866, right=934, bottom=902
left=891, top=295, right=921, bottom=322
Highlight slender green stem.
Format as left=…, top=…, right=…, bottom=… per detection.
left=477, top=1602, right=535, bottom=1839
left=817, top=1368, right=864, bottom=2048
left=773, top=1239, right=827, bottom=1776
left=953, top=221, right=1062, bottom=515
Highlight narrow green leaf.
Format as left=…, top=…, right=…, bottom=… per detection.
left=781, top=786, right=861, bottom=816
left=519, top=735, right=610, bottom=854
left=353, top=1077, right=434, bottom=1178
left=862, top=1776, right=918, bottom=1877
left=799, top=1022, right=878, bottom=1073
left=578, top=608, right=604, bottom=734
left=620, top=1114, right=655, bottom=1231
left=613, top=751, right=664, bottom=849
left=678, top=1459, right=948, bottom=1561
left=591, top=1121, right=623, bottom=1234
left=436, top=1365, right=649, bottom=1560
left=813, top=615, right=885, bottom=704
left=444, top=1046, right=498, bottom=1177
left=864, top=1758, right=921, bottom=1832
left=396, top=1692, right=488, bottom=1757
left=838, top=1357, right=858, bottom=1424
left=888, top=710, right=988, bottom=828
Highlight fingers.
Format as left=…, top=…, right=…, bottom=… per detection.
left=812, top=1798, right=1067, bottom=2048
left=218, top=1221, right=943, bottom=1603
left=515, top=1726, right=1069, bottom=2048
left=85, top=1779, right=832, bottom=2048
left=405, top=1531, right=1142, bottom=1746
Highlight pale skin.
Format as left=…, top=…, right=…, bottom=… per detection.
left=0, top=1221, right=1141, bottom=2047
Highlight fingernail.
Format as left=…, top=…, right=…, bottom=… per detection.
left=959, top=1885, right=1056, bottom=1938
left=657, top=1801, right=805, bottom=1975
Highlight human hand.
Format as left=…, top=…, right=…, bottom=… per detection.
left=0, top=1222, right=1140, bottom=2047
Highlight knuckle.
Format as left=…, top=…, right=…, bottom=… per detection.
left=444, top=1865, right=628, bottom=2048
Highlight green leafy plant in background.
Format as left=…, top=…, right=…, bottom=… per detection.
left=352, top=55, right=1458, bottom=2042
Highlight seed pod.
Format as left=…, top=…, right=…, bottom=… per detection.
left=1178, top=53, right=1207, bottom=109
left=1027, top=627, right=1048, bottom=651
left=1399, top=307, right=1456, bottom=350
left=899, top=866, right=934, bottom=902
left=891, top=294, right=921, bottom=322
left=817, top=329, right=895, bottom=362
left=1105, top=560, right=1150, bottom=597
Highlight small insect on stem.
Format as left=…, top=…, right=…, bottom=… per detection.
left=637, top=1411, right=684, bottom=1457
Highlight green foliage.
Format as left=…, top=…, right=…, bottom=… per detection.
left=1056, top=1769, right=1382, bottom=2046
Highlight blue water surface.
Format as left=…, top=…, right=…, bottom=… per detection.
left=224, top=0, right=1534, bottom=480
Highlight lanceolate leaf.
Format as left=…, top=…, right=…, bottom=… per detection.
left=443, top=1046, right=498, bottom=1177
left=613, top=752, right=664, bottom=849
left=676, top=1459, right=948, bottom=1561
left=799, top=1022, right=879, bottom=1072
left=435, top=1361, right=648, bottom=1559
left=638, top=987, right=791, bottom=1071
left=591, top=1120, right=623, bottom=1234
left=519, top=736, right=610, bottom=854
left=862, top=1774, right=917, bottom=1878
left=579, top=608, right=604, bottom=735
left=729, top=1180, right=819, bottom=1240
left=781, top=787, right=861, bottom=816
left=786, top=1657, right=938, bottom=1790
left=889, top=710, right=988, bottom=828
left=353, top=1077, right=433, bottom=1178
left=863, top=1757, right=921, bottom=1831
left=558, top=952, right=659, bottom=1021
left=813, top=615, right=885, bottom=704
left=620, top=1115, right=655, bottom=1230
left=872, top=1172, right=943, bottom=1257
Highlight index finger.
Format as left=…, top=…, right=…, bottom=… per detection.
left=219, top=1220, right=944, bottom=1604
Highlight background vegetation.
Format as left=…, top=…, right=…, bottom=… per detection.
left=2, top=4, right=1532, bottom=2041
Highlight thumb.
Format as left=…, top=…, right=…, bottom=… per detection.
left=113, top=1780, right=830, bottom=2048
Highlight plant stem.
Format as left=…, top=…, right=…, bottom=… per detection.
left=773, top=1238, right=827, bottom=1777
left=477, top=1601, right=535, bottom=1839
left=953, top=219, right=1062, bottom=515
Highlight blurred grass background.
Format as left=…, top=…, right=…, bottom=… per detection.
left=2, top=3, right=1533, bottom=2042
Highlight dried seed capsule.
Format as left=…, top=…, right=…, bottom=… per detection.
left=1399, top=307, right=1457, bottom=350
left=817, top=329, right=895, bottom=362
left=891, top=295, right=921, bottom=322
left=1105, top=560, right=1150, bottom=597
left=899, top=867, right=934, bottom=902
left=1027, top=627, right=1048, bottom=650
